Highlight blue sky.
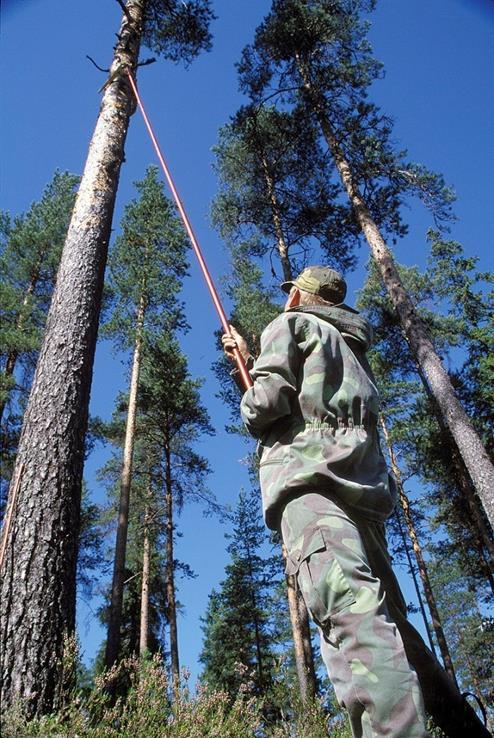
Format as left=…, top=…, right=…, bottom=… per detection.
left=1, top=0, right=493, bottom=686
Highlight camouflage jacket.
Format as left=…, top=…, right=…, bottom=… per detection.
left=240, top=305, right=396, bottom=529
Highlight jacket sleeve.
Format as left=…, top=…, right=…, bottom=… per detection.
left=240, top=314, right=301, bottom=438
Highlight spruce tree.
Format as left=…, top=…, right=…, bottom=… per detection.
left=0, top=1, right=213, bottom=716
left=200, top=489, right=281, bottom=700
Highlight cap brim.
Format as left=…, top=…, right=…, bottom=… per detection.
left=280, top=280, right=294, bottom=294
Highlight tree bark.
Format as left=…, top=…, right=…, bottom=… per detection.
left=381, top=416, right=458, bottom=686
left=139, top=503, right=151, bottom=657
left=164, top=440, right=180, bottom=691
left=282, top=543, right=317, bottom=701
left=105, top=290, right=147, bottom=668
left=0, top=0, right=144, bottom=716
left=260, top=155, right=293, bottom=282
left=296, top=58, right=494, bottom=532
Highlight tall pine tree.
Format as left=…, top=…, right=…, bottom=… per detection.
left=0, top=1, right=213, bottom=716
left=102, top=166, right=189, bottom=669
left=235, top=0, right=494, bottom=529
left=200, top=490, right=281, bottom=700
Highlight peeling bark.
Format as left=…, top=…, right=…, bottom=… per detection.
left=0, top=0, right=144, bottom=715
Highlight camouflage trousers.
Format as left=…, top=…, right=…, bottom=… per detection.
left=281, top=493, right=492, bottom=738
left=281, top=492, right=429, bottom=738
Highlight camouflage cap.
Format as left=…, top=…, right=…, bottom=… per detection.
left=281, top=266, right=347, bottom=304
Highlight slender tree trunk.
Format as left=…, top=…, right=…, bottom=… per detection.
left=381, top=416, right=458, bottom=686
left=282, top=543, right=317, bottom=700
left=139, top=503, right=151, bottom=657
left=260, top=155, right=293, bottom=282
left=164, top=441, right=180, bottom=690
left=106, top=291, right=147, bottom=668
left=393, top=506, right=437, bottom=654
left=0, top=1, right=144, bottom=716
left=296, top=58, right=494, bottom=532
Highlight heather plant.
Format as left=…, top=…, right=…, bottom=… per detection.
left=1, top=654, right=263, bottom=738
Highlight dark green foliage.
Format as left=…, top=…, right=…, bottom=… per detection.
left=212, top=105, right=358, bottom=278
left=200, top=490, right=282, bottom=699
left=142, top=0, right=214, bottom=65
left=139, top=335, right=215, bottom=487
left=0, top=170, right=78, bottom=414
left=236, top=0, right=455, bottom=240
left=78, top=484, right=106, bottom=600
left=102, top=166, right=189, bottom=352
left=429, top=554, right=494, bottom=713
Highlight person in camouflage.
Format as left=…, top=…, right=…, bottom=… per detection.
left=222, top=266, right=491, bottom=738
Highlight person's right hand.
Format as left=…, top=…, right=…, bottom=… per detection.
left=221, top=325, right=249, bottom=364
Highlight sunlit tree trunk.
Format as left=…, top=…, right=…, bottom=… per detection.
left=0, top=0, right=144, bottom=716
left=164, top=439, right=180, bottom=690
left=105, top=290, right=147, bottom=668
left=260, top=155, right=293, bottom=282
left=139, top=502, right=151, bottom=657
left=282, top=543, right=317, bottom=701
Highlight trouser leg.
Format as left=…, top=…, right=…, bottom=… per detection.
left=360, top=522, right=492, bottom=738
left=281, top=493, right=429, bottom=738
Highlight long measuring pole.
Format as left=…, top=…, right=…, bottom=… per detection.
left=126, top=71, right=253, bottom=391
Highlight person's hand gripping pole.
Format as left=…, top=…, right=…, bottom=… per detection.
left=126, top=70, right=253, bottom=391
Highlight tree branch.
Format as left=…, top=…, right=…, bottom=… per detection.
left=86, top=55, right=109, bottom=73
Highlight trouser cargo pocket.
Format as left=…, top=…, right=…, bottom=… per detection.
left=285, top=528, right=356, bottom=628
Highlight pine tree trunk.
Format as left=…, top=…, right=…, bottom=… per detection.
left=282, top=543, right=317, bottom=700
left=381, top=416, right=458, bottom=686
left=106, top=291, right=147, bottom=668
left=416, top=369, right=494, bottom=588
left=164, top=441, right=180, bottom=690
left=139, top=503, right=151, bottom=657
left=0, top=1, right=144, bottom=716
left=260, top=155, right=293, bottom=282
left=296, top=59, right=494, bottom=532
